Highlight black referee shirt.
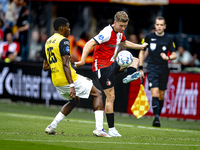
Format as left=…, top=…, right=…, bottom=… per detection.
left=142, top=32, right=176, bottom=65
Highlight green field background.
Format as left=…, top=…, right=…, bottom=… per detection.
left=0, top=100, right=200, bottom=150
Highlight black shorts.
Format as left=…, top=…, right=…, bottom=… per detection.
left=94, top=61, right=121, bottom=90
left=147, top=64, right=170, bottom=90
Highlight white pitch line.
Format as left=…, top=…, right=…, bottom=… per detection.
left=1, top=139, right=199, bottom=147
left=1, top=112, right=200, bottom=133
left=136, top=126, right=199, bottom=133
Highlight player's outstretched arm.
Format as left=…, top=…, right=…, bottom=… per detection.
left=74, top=39, right=97, bottom=68
left=120, top=40, right=148, bottom=50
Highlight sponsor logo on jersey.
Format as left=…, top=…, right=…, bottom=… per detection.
left=52, top=39, right=56, bottom=43
left=51, top=67, right=59, bottom=73
left=107, top=44, right=117, bottom=48
left=151, top=38, right=157, bottom=41
left=98, top=35, right=104, bottom=40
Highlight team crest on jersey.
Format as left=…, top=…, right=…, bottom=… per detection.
left=150, top=43, right=156, bottom=51
left=117, top=33, right=122, bottom=40
left=98, top=35, right=104, bottom=40
left=106, top=80, right=111, bottom=86
left=66, top=46, right=70, bottom=53
left=119, top=34, right=122, bottom=39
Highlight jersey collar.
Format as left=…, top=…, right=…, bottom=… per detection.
left=155, top=31, right=165, bottom=37
left=110, top=24, right=118, bottom=33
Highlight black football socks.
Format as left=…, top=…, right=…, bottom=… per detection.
left=152, top=97, right=161, bottom=127
left=152, top=97, right=159, bottom=118
left=127, top=67, right=137, bottom=76
left=159, top=99, right=164, bottom=116
left=106, top=113, right=114, bottom=128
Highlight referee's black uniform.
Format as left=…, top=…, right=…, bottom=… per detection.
left=142, top=32, right=176, bottom=90
left=141, top=32, right=176, bottom=126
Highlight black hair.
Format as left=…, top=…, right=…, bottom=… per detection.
left=5, top=29, right=13, bottom=35
left=53, top=17, right=69, bottom=31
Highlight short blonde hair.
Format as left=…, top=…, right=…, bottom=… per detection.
left=114, top=11, right=129, bottom=23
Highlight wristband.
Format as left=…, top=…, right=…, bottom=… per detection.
left=168, top=56, right=170, bottom=60
left=4, top=58, right=10, bottom=63
left=69, top=83, right=74, bottom=87
left=138, top=66, right=143, bottom=70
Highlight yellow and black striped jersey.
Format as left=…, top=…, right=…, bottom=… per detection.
left=44, top=33, right=78, bottom=86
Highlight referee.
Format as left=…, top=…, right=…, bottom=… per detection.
left=139, top=16, right=177, bottom=127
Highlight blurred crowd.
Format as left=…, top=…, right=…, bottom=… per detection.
left=0, top=0, right=29, bottom=62
left=124, top=27, right=200, bottom=73
left=0, top=0, right=200, bottom=73
left=0, top=0, right=94, bottom=64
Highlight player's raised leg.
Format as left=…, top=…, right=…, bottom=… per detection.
left=123, top=57, right=141, bottom=84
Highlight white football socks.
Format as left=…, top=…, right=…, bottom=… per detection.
left=94, top=110, right=104, bottom=130
left=50, top=111, right=65, bottom=129
left=50, top=111, right=104, bottom=130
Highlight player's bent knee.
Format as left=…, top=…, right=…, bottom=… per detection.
left=94, top=101, right=104, bottom=111
left=105, top=101, right=113, bottom=108
left=96, top=89, right=102, bottom=98
left=106, top=95, right=115, bottom=103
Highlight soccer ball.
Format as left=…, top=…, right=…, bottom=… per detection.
left=116, top=50, right=133, bottom=67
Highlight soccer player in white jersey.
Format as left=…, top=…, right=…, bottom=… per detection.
left=75, top=11, right=148, bottom=137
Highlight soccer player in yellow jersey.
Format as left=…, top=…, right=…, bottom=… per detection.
left=43, top=17, right=111, bottom=137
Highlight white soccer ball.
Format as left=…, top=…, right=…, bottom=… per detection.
left=116, top=50, right=133, bottom=67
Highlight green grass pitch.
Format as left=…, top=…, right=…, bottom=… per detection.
left=0, top=100, right=200, bottom=150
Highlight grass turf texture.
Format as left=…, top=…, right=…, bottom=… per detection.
left=0, top=100, right=200, bottom=150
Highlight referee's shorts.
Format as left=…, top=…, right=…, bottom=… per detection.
left=147, top=64, right=169, bottom=91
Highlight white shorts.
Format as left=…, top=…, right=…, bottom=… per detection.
left=55, top=74, right=93, bottom=100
